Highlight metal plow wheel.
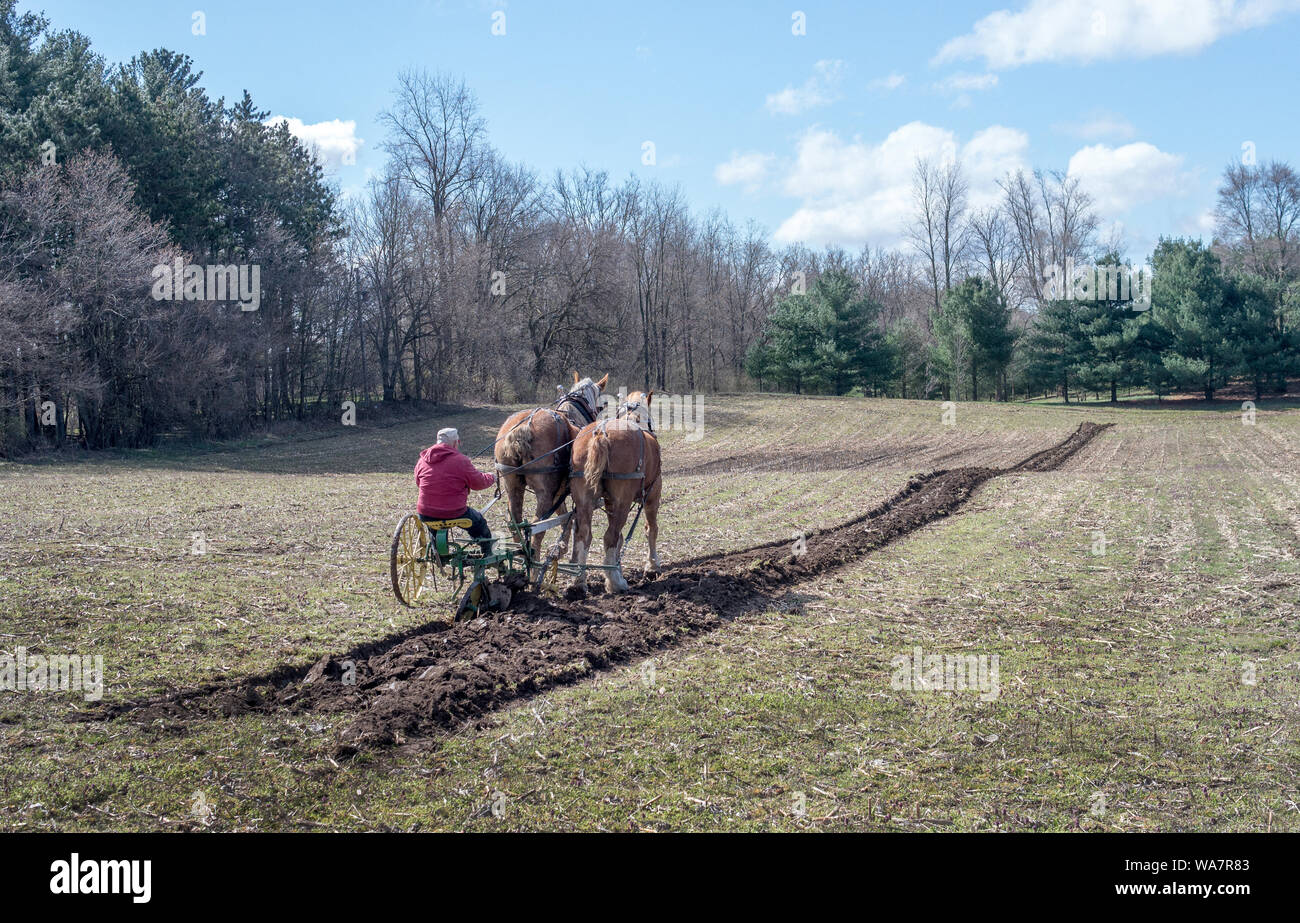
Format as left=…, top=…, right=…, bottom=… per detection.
left=390, top=514, right=432, bottom=607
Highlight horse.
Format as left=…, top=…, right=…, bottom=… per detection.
left=567, top=390, right=661, bottom=594
left=493, top=372, right=607, bottom=558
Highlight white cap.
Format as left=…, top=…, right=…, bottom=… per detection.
left=436, top=427, right=460, bottom=445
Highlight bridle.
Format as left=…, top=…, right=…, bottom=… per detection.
left=555, top=386, right=599, bottom=426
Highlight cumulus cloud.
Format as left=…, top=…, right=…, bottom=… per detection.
left=267, top=116, right=364, bottom=170
left=1176, top=208, right=1219, bottom=239
left=933, top=72, right=999, bottom=93
left=714, top=151, right=776, bottom=191
left=765, top=60, right=845, bottom=115
left=1066, top=141, right=1191, bottom=216
left=868, top=72, right=906, bottom=91
left=935, top=0, right=1300, bottom=69
left=772, top=122, right=1029, bottom=247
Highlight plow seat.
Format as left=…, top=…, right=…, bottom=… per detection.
left=420, top=517, right=473, bottom=531
left=419, top=517, right=477, bottom=561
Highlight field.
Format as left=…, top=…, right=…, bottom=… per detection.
left=1, top=394, right=1299, bottom=831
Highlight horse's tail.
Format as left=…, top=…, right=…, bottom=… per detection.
left=584, top=430, right=610, bottom=494
left=503, top=414, right=533, bottom=464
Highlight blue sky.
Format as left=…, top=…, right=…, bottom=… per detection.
left=26, top=0, right=1300, bottom=261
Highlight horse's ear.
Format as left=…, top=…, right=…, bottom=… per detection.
left=646, top=390, right=654, bottom=406
left=573, top=371, right=580, bottom=385
left=596, top=373, right=608, bottom=390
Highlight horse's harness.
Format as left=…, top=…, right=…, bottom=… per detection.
left=493, top=389, right=600, bottom=520
left=571, top=418, right=649, bottom=483
left=614, top=399, right=654, bottom=434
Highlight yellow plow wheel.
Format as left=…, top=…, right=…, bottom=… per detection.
left=390, top=514, right=431, bottom=607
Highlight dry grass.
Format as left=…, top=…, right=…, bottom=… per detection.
left=0, top=394, right=1296, bottom=830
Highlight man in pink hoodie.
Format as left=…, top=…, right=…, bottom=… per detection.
left=415, top=428, right=497, bottom=555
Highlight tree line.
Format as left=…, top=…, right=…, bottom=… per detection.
left=2, top=1, right=1297, bottom=455
left=748, top=160, right=1299, bottom=403
left=1, top=2, right=790, bottom=453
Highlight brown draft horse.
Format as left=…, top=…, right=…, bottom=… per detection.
left=493, top=373, right=607, bottom=557
left=568, top=390, right=661, bottom=594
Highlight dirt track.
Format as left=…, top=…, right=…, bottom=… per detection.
left=94, top=422, right=1110, bottom=754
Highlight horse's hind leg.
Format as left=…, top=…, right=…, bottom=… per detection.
left=568, top=482, right=594, bottom=596
left=644, top=498, right=660, bottom=576
left=528, top=476, right=554, bottom=558
left=542, top=474, right=573, bottom=554
left=504, top=474, right=526, bottom=535
left=602, top=498, right=631, bottom=594
left=533, top=482, right=572, bottom=561
left=553, top=495, right=572, bottom=554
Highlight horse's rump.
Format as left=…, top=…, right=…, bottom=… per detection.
left=500, top=410, right=534, bottom=464
left=495, top=409, right=572, bottom=470
left=574, top=420, right=660, bottom=494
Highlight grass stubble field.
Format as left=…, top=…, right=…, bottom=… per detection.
left=1, top=394, right=1298, bottom=831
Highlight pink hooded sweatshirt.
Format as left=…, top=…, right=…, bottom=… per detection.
left=415, top=444, right=496, bottom=518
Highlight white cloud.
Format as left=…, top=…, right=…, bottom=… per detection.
left=1056, top=111, right=1137, bottom=140
left=1066, top=141, right=1191, bottom=215
left=868, top=72, right=906, bottom=91
left=1176, top=208, right=1219, bottom=238
left=267, top=116, right=364, bottom=170
left=935, top=0, right=1300, bottom=69
left=772, top=122, right=1029, bottom=247
left=714, top=151, right=776, bottom=191
left=933, top=72, right=999, bottom=93
left=765, top=59, right=845, bottom=115
left=962, top=126, right=1033, bottom=209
